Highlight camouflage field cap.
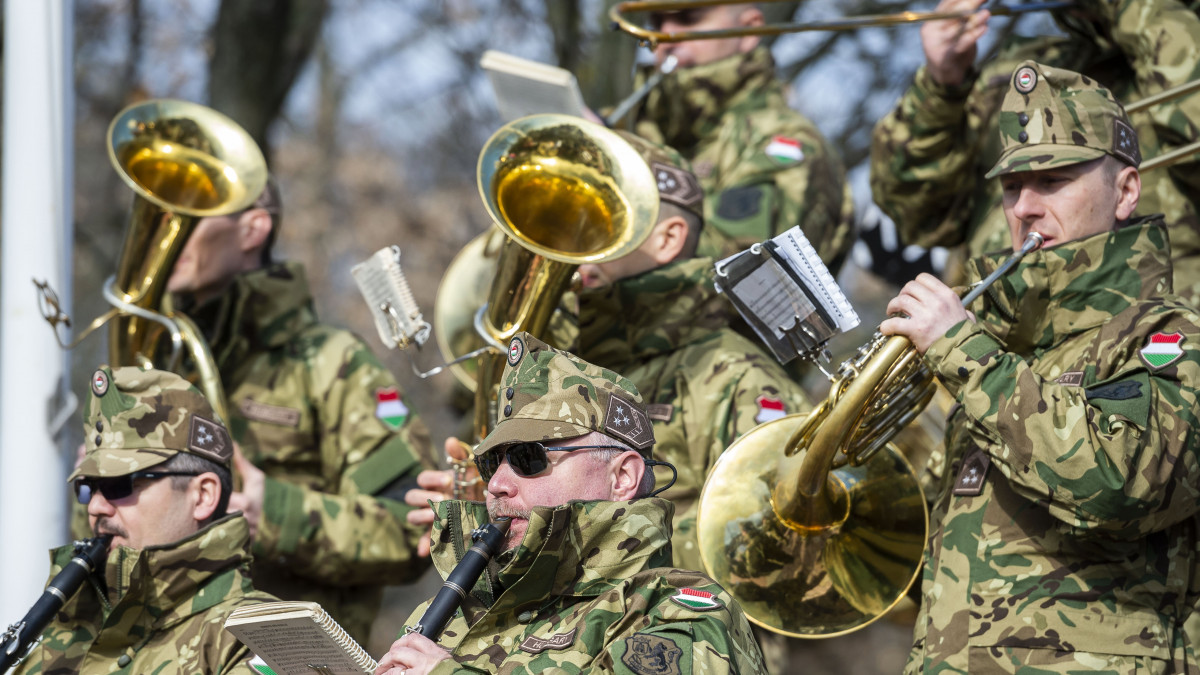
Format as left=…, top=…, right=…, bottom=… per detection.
left=475, top=332, right=656, bottom=457
left=614, top=130, right=704, bottom=219
left=986, top=60, right=1141, bottom=178
left=70, top=366, right=233, bottom=480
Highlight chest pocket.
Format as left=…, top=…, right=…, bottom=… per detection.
left=1085, top=370, right=1151, bottom=435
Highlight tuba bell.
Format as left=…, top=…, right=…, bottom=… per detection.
left=696, top=232, right=1044, bottom=638
left=40, top=99, right=267, bottom=423
left=449, top=114, right=660, bottom=440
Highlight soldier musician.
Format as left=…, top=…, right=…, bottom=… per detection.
left=881, top=61, right=1200, bottom=673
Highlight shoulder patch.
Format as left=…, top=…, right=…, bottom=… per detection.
left=646, top=403, right=674, bottom=422
left=715, top=185, right=764, bottom=221
left=764, top=135, right=804, bottom=164
left=1140, top=332, right=1185, bottom=370
left=239, top=398, right=301, bottom=427
left=754, top=395, right=786, bottom=424
left=1055, top=371, right=1084, bottom=386
left=374, top=387, right=409, bottom=429
left=622, top=633, right=683, bottom=675
left=670, top=587, right=722, bottom=611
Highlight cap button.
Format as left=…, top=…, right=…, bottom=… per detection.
left=95, top=420, right=103, bottom=432
left=1018, top=112, right=1029, bottom=126
left=117, top=654, right=132, bottom=667
left=94, top=435, right=102, bottom=446
left=517, top=610, right=535, bottom=623
left=503, top=404, right=512, bottom=417
left=506, top=387, right=514, bottom=400
left=1018, top=131, right=1029, bottom=143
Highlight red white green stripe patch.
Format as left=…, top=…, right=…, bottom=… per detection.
left=754, top=394, right=786, bottom=424
left=1140, top=332, right=1185, bottom=370
left=249, top=656, right=277, bottom=675
left=671, top=587, right=722, bottom=611
left=765, top=135, right=804, bottom=163
left=375, top=387, right=409, bottom=429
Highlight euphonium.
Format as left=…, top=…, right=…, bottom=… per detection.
left=40, top=100, right=267, bottom=423
left=696, top=232, right=1044, bottom=638
left=445, top=115, right=659, bottom=459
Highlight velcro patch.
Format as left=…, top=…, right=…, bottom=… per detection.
left=604, top=392, right=654, bottom=449
left=1085, top=380, right=1143, bottom=401
left=670, top=587, right=721, bottom=611
left=953, top=448, right=990, bottom=496
left=622, top=633, right=682, bottom=675
left=188, top=415, right=232, bottom=464
left=646, top=404, right=674, bottom=422
left=519, top=627, right=577, bottom=654
left=1055, top=371, right=1084, bottom=387
left=1140, top=332, right=1184, bottom=370
left=239, top=398, right=301, bottom=427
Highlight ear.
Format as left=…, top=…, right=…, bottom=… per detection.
left=736, top=6, right=764, bottom=52
left=1114, top=166, right=1141, bottom=221
left=190, top=472, right=222, bottom=522
left=608, top=451, right=646, bottom=501
left=236, top=208, right=273, bottom=257
left=648, top=215, right=690, bottom=266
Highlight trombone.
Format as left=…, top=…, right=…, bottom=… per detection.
left=611, top=0, right=1073, bottom=47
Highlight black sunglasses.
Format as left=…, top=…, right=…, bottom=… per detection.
left=474, top=442, right=622, bottom=483
left=74, top=471, right=201, bottom=505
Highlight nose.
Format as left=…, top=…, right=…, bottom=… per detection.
left=86, top=489, right=115, bottom=518
left=1010, top=184, right=1044, bottom=222
left=486, top=459, right=519, bottom=500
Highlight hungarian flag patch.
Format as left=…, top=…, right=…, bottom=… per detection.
left=671, top=588, right=722, bottom=611
left=1140, top=332, right=1185, bottom=370
left=248, top=656, right=277, bottom=675
left=765, top=135, right=804, bottom=164
left=755, top=395, right=787, bottom=423
left=375, top=387, right=409, bottom=429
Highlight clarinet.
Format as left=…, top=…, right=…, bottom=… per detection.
left=0, top=536, right=110, bottom=672
left=407, top=518, right=511, bottom=639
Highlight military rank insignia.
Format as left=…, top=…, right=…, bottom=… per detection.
left=670, top=587, right=722, bottom=611
left=764, top=135, right=804, bottom=164
left=374, top=387, right=409, bottom=429
left=1140, top=332, right=1185, bottom=370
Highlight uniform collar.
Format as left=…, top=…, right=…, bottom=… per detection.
left=967, top=216, right=1172, bottom=353
left=635, top=46, right=779, bottom=150
left=57, top=515, right=254, bottom=636
left=576, top=257, right=732, bottom=372
left=185, top=261, right=317, bottom=365
left=429, top=498, right=674, bottom=614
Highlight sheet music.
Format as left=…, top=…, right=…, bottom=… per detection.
left=768, top=228, right=860, bottom=332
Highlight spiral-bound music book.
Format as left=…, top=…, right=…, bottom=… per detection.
left=224, top=601, right=377, bottom=675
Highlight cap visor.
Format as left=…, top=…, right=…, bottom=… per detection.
left=68, top=448, right=173, bottom=481
left=986, top=144, right=1107, bottom=178
left=474, top=418, right=593, bottom=457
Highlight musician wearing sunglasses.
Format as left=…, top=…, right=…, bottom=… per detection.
left=374, top=333, right=766, bottom=675
left=871, top=0, right=1200, bottom=307
left=11, top=366, right=277, bottom=675
left=880, top=62, right=1200, bottom=673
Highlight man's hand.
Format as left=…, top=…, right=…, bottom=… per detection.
left=228, top=443, right=266, bottom=537
left=405, top=438, right=472, bottom=557
left=879, top=273, right=972, bottom=354
left=372, top=632, right=452, bottom=675
left=922, top=0, right=990, bottom=87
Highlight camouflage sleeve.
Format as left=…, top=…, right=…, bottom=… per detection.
left=1088, top=0, right=1200, bottom=190
left=704, top=122, right=855, bottom=271
left=253, top=334, right=435, bottom=585
left=870, top=66, right=987, bottom=249
left=925, top=318, right=1200, bottom=535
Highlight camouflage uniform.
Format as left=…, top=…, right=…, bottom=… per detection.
left=871, top=0, right=1200, bottom=303
left=907, top=64, right=1200, bottom=673
left=15, top=366, right=277, bottom=675
left=406, top=333, right=765, bottom=674
left=13, top=516, right=273, bottom=675
left=187, top=262, right=435, bottom=643
left=632, top=46, right=855, bottom=268
left=410, top=499, right=766, bottom=675
left=575, top=257, right=811, bottom=572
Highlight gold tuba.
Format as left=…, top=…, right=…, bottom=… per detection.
left=448, top=114, right=660, bottom=440
left=41, top=100, right=267, bottom=423
left=696, top=232, right=1044, bottom=638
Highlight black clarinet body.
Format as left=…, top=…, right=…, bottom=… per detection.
left=0, top=536, right=110, bottom=672
left=408, top=518, right=510, bottom=640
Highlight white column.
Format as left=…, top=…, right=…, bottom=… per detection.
left=0, top=0, right=74, bottom=616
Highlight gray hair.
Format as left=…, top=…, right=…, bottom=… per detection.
left=160, top=451, right=232, bottom=523
left=578, top=431, right=657, bottom=498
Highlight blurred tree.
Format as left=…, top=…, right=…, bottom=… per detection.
left=208, top=0, right=328, bottom=157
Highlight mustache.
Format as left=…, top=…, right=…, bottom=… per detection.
left=93, top=517, right=128, bottom=540
left=487, top=499, right=531, bottom=522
